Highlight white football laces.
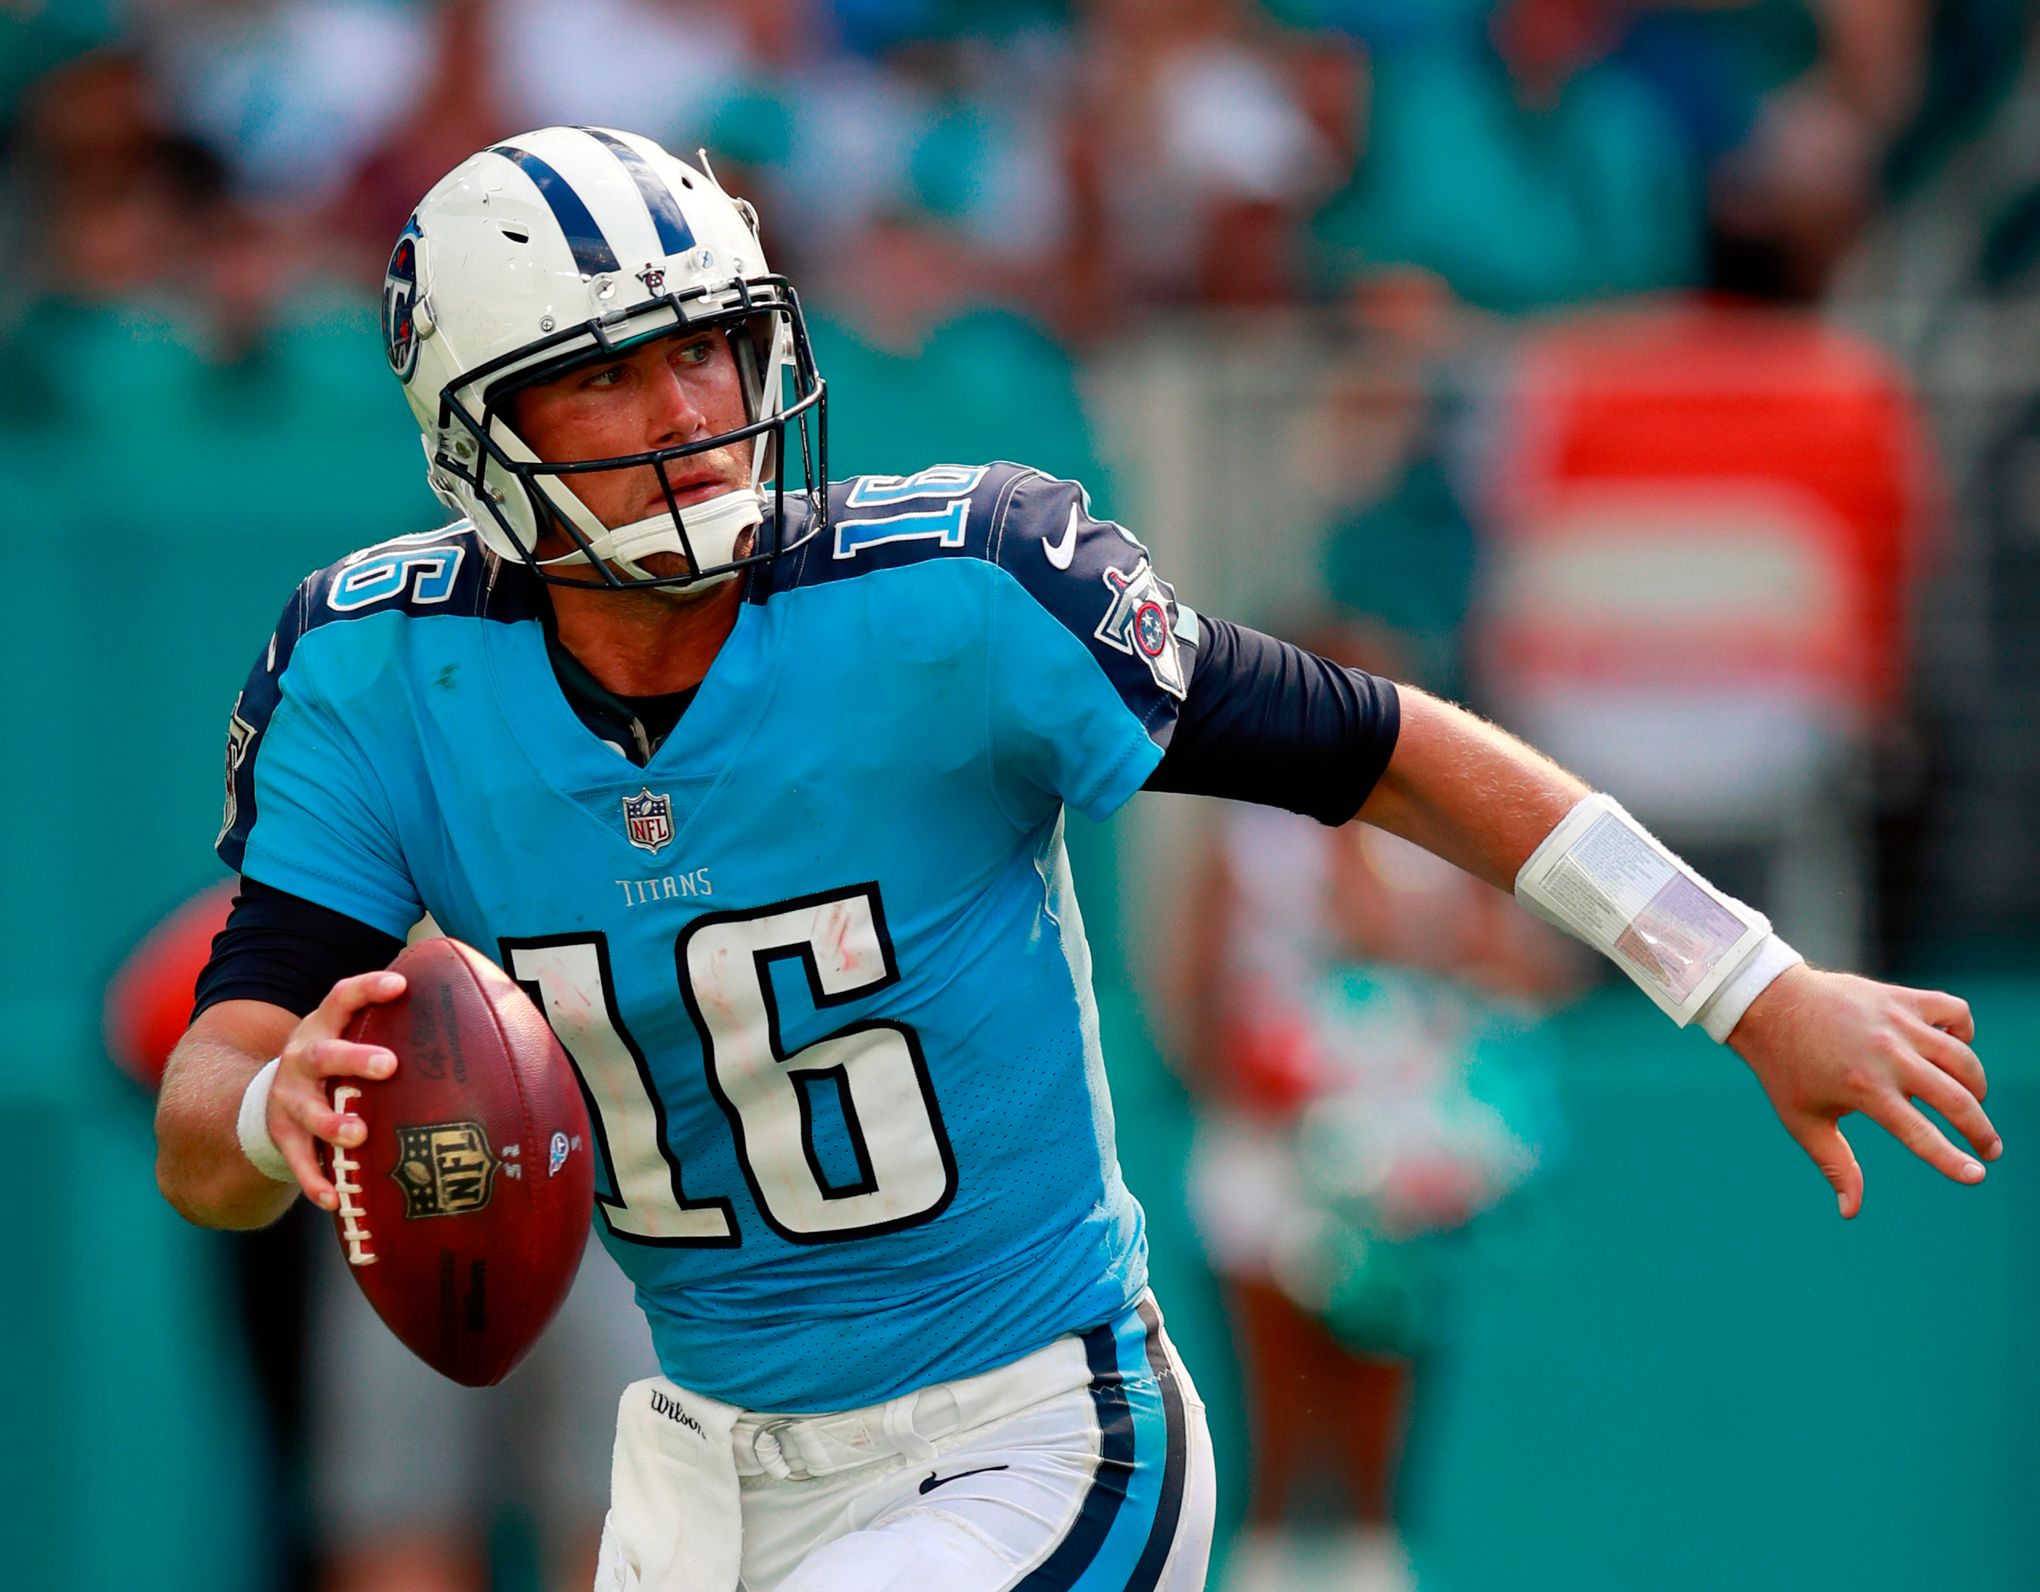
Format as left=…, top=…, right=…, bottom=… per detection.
left=330, top=1084, right=377, bottom=1267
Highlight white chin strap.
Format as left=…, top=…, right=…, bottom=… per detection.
left=536, top=484, right=766, bottom=590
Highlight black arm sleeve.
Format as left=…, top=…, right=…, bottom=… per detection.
left=191, top=877, right=406, bottom=1022
left=1143, top=615, right=1401, bottom=825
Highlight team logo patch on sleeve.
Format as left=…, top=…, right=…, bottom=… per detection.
left=1095, top=559, right=1188, bottom=700
left=391, top=1122, right=500, bottom=1218
left=623, top=788, right=676, bottom=854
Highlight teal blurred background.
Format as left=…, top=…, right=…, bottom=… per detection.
left=8, top=1, right=2040, bottom=1587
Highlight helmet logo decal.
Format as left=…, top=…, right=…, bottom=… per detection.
left=637, top=264, right=666, bottom=294
left=382, top=217, right=423, bottom=381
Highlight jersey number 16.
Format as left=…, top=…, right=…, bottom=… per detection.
left=501, top=884, right=957, bottom=1247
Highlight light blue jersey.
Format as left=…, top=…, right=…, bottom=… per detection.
left=220, top=462, right=1199, bottom=1412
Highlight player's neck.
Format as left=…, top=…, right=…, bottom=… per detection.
left=546, top=576, right=744, bottom=698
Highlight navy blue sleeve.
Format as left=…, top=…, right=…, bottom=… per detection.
left=1144, top=616, right=1401, bottom=825
left=191, top=877, right=404, bottom=1022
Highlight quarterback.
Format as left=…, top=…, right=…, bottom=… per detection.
left=155, top=129, right=1996, bottom=1592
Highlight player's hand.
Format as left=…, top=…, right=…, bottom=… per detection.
left=266, top=970, right=406, bottom=1211
left=1728, top=965, right=1998, bottom=1218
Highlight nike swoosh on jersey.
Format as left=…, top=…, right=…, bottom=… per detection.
left=918, top=1464, right=1011, bottom=1494
left=1043, top=505, right=1079, bottom=570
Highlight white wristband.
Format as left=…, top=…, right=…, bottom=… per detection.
left=236, top=1057, right=294, bottom=1183
left=1515, top=793, right=1777, bottom=1034
left=1694, top=932, right=1804, bottom=1043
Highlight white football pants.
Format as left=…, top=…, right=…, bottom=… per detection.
left=595, top=1296, right=1215, bottom=1592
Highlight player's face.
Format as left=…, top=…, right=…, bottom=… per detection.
left=508, top=327, right=753, bottom=559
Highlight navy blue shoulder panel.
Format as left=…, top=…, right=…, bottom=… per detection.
left=295, top=522, right=534, bottom=631
left=218, top=522, right=527, bottom=869
left=765, top=464, right=1024, bottom=593
left=984, top=467, right=1194, bottom=732
left=765, top=464, right=1193, bottom=731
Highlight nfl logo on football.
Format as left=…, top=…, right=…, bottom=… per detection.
left=390, top=1121, right=500, bottom=1219
left=623, top=787, right=675, bottom=855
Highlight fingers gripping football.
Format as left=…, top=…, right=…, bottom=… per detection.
left=267, top=970, right=406, bottom=1210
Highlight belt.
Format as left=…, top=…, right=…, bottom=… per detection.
left=729, top=1328, right=1099, bottom=1481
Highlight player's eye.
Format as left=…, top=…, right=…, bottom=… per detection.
left=674, top=337, right=716, bottom=367
left=582, top=364, right=629, bottom=389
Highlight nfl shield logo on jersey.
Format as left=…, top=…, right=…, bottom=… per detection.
left=623, top=788, right=676, bottom=855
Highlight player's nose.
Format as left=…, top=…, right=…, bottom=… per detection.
left=645, top=362, right=709, bottom=446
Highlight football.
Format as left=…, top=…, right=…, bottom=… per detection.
left=323, top=937, right=594, bottom=1386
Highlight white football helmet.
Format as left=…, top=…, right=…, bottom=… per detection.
left=383, top=126, right=826, bottom=590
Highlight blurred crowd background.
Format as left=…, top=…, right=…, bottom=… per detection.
left=8, top=1, right=2040, bottom=1589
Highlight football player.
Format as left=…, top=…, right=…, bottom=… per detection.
left=155, top=128, right=1996, bottom=1592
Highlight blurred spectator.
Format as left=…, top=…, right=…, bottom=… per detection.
left=3, top=50, right=241, bottom=437
left=1299, top=0, right=1702, bottom=312
left=699, top=6, right=1076, bottom=292
left=1170, top=625, right=1571, bottom=1592
left=1644, top=0, right=1935, bottom=302
left=8, top=39, right=391, bottom=379
left=134, top=0, right=429, bottom=209
left=325, top=0, right=513, bottom=272
left=9, top=48, right=214, bottom=305
left=1299, top=279, right=1483, bottom=696
left=1606, top=0, right=2005, bottom=300
left=1063, top=0, right=1346, bottom=318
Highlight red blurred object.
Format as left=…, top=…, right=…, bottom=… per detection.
left=1222, top=1009, right=1327, bottom=1117
left=104, top=883, right=237, bottom=1092
left=327, top=938, right=593, bottom=1387
left=1486, top=302, right=1935, bottom=712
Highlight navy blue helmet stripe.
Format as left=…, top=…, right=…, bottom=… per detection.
left=578, top=127, right=697, bottom=257
left=1122, top=1299, right=1191, bottom=1592
left=1013, top=1323, right=1136, bottom=1590
left=489, top=144, right=620, bottom=276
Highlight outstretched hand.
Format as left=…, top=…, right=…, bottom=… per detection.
left=1729, top=965, right=1999, bottom=1218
